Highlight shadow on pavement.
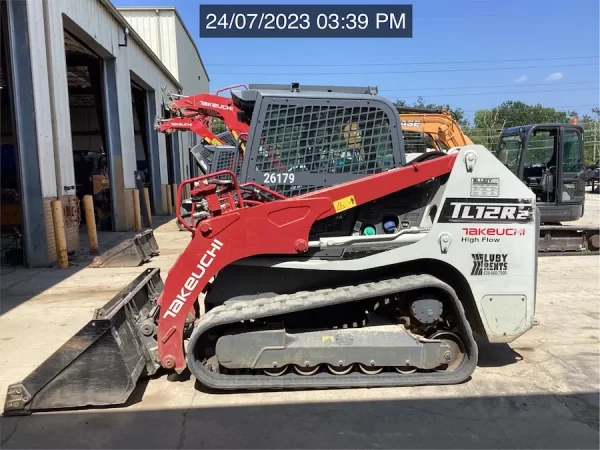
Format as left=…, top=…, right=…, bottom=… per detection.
left=0, top=216, right=174, bottom=317
left=0, top=391, right=598, bottom=449
left=476, top=340, right=524, bottom=368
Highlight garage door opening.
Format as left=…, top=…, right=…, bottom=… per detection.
left=163, top=105, right=176, bottom=186
left=0, top=2, right=23, bottom=266
left=131, top=79, right=155, bottom=218
left=65, top=30, right=114, bottom=236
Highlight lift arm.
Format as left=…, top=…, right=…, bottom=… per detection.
left=165, top=92, right=249, bottom=143
left=154, top=115, right=226, bottom=146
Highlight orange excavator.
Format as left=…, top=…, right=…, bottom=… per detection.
left=395, top=107, right=473, bottom=161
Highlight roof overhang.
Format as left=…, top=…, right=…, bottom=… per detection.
left=116, top=5, right=211, bottom=83
left=97, top=0, right=182, bottom=90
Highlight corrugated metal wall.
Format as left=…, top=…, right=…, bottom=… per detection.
left=118, top=9, right=179, bottom=79
left=27, top=0, right=180, bottom=196
left=119, top=8, right=211, bottom=185
left=174, top=15, right=208, bottom=96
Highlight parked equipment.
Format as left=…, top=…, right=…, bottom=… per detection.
left=5, top=85, right=540, bottom=416
left=496, top=124, right=599, bottom=252
left=397, top=107, right=473, bottom=160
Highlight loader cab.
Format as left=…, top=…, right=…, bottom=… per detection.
left=495, top=123, right=585, bottom=222
left=231, top=84, right=405, bottom=197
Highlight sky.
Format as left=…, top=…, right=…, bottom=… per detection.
left=112, top=0, right=600, bottom=124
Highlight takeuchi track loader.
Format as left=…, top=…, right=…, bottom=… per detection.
left=4, top=86, right=540, bottom=416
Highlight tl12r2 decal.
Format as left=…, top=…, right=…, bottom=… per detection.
left=471, top=253, right=508, bottom=276
left=438, top=198, right=533, bottom=224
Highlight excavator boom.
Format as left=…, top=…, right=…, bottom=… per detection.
left=397, top=108, right=473, bottom=152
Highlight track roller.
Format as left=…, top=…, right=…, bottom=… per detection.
left=358, top=364, right=384, bottom=375
left=326, top=364, right=354, bottom=375
left=395, top=366, right=417, bottom=374
left=263, top=366, right=288, bottom=377
left=294, top=365, right=320, bottom=376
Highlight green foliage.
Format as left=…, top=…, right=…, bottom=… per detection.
left=472, top=101, right=574, bottom=129
left=212, top=118, right=227, bottom=134
left=579, top=109, right=600, bottom=165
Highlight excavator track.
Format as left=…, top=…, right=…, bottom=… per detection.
left=187, top=274, right=479, bottom=390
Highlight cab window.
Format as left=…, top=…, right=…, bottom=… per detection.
left=524, top=130, right=557, bottom=167
left=496, top=135, right=521, bottom=174
left=562, top=130, right=583, bottom=173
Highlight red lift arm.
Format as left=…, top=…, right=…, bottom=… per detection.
left=154, top=116, right=226, bottom=146
left=165, top=92, right=249, bottom=143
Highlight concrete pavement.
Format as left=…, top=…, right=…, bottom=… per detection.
left=0, top=206, right=598, bottom=449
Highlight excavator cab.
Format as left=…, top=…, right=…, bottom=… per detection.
left=496, top=123, right=585, bottom=223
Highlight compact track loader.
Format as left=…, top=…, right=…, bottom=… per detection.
left=4, top=86, right=539, bottom=416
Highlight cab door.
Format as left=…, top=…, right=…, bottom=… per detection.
left=558, top=126, right=585, bottom=206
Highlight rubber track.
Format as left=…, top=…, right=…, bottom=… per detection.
left=187, top=274, right=479, bottom=390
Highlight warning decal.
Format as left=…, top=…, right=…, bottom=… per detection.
left=333, top=195, right=357, bottom=213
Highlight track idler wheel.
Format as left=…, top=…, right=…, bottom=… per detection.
left=429, top=330, right=466, bottom=372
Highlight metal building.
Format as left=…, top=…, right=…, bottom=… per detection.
left=0, top=0, right=208, bottom=268
left=117, top=6, right=211, bottom=181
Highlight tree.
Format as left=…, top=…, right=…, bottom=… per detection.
left=393, top=96, right=469, bottom=128
left=580, top=108, right=600, bottom=165
left=472, top=100, right=574, bottom=129
left=211, top=118, right=227, bottom=134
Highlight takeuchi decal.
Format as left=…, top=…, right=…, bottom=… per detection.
left=462, top=227, right=526, bottom=243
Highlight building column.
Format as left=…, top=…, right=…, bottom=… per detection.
left=6, top=0, right=49, bottom=267
left=43, top=0, right=78, bottom=252
left=146, top=90, right=166, bottom=215
left=102, top=58, right=127, bottom=231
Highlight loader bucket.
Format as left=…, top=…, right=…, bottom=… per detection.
left=3, top=268, right=164, bottom=416
left=90, top=229, right=159, bottom=268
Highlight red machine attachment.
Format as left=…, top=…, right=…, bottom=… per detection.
left=154, top=115, right=227, bottom=146
left=164, top=89, right=249, bottom=143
